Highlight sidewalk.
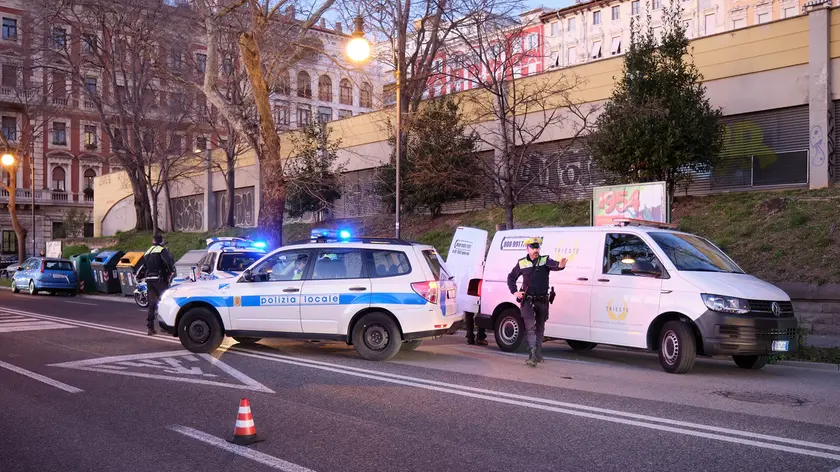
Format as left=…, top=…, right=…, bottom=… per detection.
left=805, top=334, right=840, bottom=348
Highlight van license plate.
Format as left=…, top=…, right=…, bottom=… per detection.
left=772, top=340, right=789, bottom=352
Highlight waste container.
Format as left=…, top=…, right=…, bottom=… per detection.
left=91, top=250, right=125, bottom=294
left=116, top=252, right=145, bottom=296
left=69, top=253, right=96, bottom=293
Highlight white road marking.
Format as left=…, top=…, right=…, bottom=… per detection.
left=49, top=350, right=274, bottom=393
left=65, top=301, right=98, bottom=306
left=0, top=312, right=75, bottom=333
left=168, top=425, right=316, bottom=472
left=7, top=307, right=840, bottom=461
left=0, top=360, right=83, bottom=393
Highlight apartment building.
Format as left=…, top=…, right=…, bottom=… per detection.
left=541, top=0, right=809, bottom=69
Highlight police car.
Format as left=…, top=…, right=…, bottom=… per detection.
left=170, top=237, right=267, bottom=287
left=156, top=229, right=462, bottom=361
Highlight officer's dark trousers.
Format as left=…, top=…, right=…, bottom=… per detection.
left=521, top=299, right=549, bottom=349
left=465, top=311, right=486, bottom=342
left=147, top=279, right=170, bottom=329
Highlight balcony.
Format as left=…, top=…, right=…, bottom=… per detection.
left=0, top=188, right=93, bottom=206
left=0, top=86, right=38, bottom=104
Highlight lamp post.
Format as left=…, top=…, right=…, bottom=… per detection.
left=346, top=16, right=402, bottom=239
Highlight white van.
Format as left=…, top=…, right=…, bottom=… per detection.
left=446, top=221, right=798, bottom=374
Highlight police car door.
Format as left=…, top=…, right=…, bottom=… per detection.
left=300, top=247, right=371, bottom=334
left=446, top=227, right=488, bottom=316
left=227, top=249, right=313, bottom=333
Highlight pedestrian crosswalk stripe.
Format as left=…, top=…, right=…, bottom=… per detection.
left=0, top=312, right=75, bottom=333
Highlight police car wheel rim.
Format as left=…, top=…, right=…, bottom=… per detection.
left=188, top=320, right=211, bottom=344
left=363, top=324, right=390, bottom=351
left=663, top=331, right=679, bottom=365
left=499, top=316, right=519, bottom=345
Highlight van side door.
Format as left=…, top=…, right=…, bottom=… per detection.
left=590, top=232, right=664, bottom=348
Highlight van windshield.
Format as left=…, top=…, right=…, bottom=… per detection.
left=648, top=232, right=743, bottom=273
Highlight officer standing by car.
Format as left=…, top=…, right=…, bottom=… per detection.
left=507, top=237, right=566, bottom=367
left=138, top=234, right=175, bottom=335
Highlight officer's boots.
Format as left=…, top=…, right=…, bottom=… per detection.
left=535, top=346, right=545, bottom=363
left=526, top=348, right=538, bottom=367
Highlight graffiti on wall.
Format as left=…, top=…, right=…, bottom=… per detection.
left=828, top=108, right=835, bottom=179
left=810, top=124, right=826, bottom=167
left=172, top=194, right=203, bottom=232
left=216, top=187, right=255, bottom=228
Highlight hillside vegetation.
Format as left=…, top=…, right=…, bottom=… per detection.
left=96, top=188, right=840, bottom=285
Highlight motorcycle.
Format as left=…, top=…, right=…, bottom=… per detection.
left=134, top=281, right=149, bottom=308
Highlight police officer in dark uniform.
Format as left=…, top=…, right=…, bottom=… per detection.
left=507, top=237, right=566, bottom=367
left=137, top=234, right=175, bottom=335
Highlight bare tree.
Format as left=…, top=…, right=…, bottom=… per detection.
left=190, top=0, right=335, bottom=246
left=0, top=62, right=69, bottom=261
left=32, top=0, right=201, bottom=233
left=442, top=6, right=595, bottom=228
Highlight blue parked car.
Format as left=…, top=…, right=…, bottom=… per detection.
left=12, top=257, right=78, bottom=296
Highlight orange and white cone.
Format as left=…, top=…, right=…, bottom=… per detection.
left=229, top=398, right=262, bottom=445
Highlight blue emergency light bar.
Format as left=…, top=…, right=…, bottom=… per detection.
left=206, top=237, right=267, bottom=251
left=310, top=229, right=352, bottom=242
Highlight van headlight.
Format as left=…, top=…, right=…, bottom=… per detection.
left=701, top=294, right=750, bottom=314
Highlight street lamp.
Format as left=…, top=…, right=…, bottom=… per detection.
left=345, top=16, right=402, bottom=239
left=1, top=153, right=14, bottom=167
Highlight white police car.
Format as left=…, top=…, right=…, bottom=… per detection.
left=156, top=230, right=462, bottom=361
left=170, top=237, right=267, bottom=287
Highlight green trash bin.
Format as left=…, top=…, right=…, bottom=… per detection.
left=69, top=253, right=96, bottom=294
left=91, top=250, right=125, bottom=294
left=117, top=252, right=145, bottom=297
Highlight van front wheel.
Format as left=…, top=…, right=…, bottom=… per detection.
left=658, top=321, right=697, bottom=374
left=495, top=309, right=525, bottom=353
left=733, top=355, right=768, bottom=370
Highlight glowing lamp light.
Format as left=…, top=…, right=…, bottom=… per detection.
left=621, top=258, right=636, bottom=264
left=346, top=16, right=371, bottom=62
left=0, top=153, right=14, bottom=167
left=339, top=230, right=351, bottom=240
left=252, top=241, right=267, bottom=249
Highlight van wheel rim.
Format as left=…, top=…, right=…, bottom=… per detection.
left=499, top=316, right=519, bottom=345
left=188, top=320, right=211, bottom=344
left=663, top=331, right=679, bottom=365
left=364, top=324, right=389, bottom=351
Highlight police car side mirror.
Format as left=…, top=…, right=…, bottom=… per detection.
left=201, top=264, right=211, bottom=273
left=242, top=269, right=254, bottom=282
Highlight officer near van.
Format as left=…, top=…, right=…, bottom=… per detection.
left=137, top=234, right=175, bottom=335
left=507, top=237, right=566, bottom=367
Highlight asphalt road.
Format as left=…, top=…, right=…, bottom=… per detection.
left=0, top=290, right=839, bottom=472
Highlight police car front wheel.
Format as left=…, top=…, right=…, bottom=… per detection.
left=178, top=308, right=224, bottom=354
left=352, top=312, right=402, bottom=361
left=233, top=336, right=262, bottom=345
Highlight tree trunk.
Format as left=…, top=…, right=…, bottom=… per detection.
left=239, top=30, right=285, bottom=247
left=151, top=192, right=159, bottom=235
left=4, top=168, right=28, bottom=261
left=128, top=169, right=153, bottom=231
left=226, top=152, right=236, bottom=228
left=164, top=179, right=175, bottom=233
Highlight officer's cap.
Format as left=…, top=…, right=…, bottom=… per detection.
left=524, top=237, right=543, bottom=248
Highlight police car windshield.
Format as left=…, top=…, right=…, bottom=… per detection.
left=649, top=232, right=743, bottom=274
left=218, top=253, right=263, bottom=272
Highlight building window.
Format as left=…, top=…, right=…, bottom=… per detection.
left=593, top=11, right=601, bottom=25
left=2, top=64, right=16, bottom=88
left=704, top=13, right=715, bottom=34
left=339, top=78, right=353, bottom=105
left=275, top=72, right=290, bottom=95
left=318, top=74, right=333, bottom=102
left=196, top=53, right=207, bottom=73
left=591, top=40, right=602, bottom=59
left=732, top=18, right=746, bottom=29
left=276, top=101, right=290, bottom=125
left=611, top=36, right=621, bottom=55
left=169, top=134, right=182, bottom=155
left=83, top=34, right=97, bottom=54
left=2, top=18, right=17, bottom=41
left=338, top=109, right=352, bottom=119
left=527, top=33, right=538, bottom=51
left=783, top=6, right=797, bottom=18
left=317, top=106, right=332, bottom=123
left=85, top=77, right=97, bottom=96
left=52, top=27, right=67, bottom=50
left=612, top=6, right=620, bottom=21
left=1, top=230, right=16, bottom=254
left=652, top=0, right=662, bottom=9
left=195, top=136, right=207, bottom=152
left=84, top=125, right=97, bottom=149
left=53, top=122, right=67, bottom=145
left=222, top=56, right=233, bottom=75
left=1, top=116, right=16, bottom=141
left=568, top=17, right=576, bottom=31
left=52, top=166, right=66, bottom=191
left=567, top=46, right=577, bottom=65
left=52, top=221, right=67, bottom=239
left=360, top=82, right=372, bottom=108
left=757, top=12, right=770, bottom=24
left=297, top=71, right=312, bottom=98
left=171, top=50, right=183, bottom=70
left=297, top=105, right=311, bottom=125
left=84, top=168, right=96, bottom=190
left=631, top=1, right=640, bottom=16
left=551, top=21, right=560, bottom=36
left=684, top=20, right=693, bottom=38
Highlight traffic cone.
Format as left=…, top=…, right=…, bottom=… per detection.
left=229, top=398, right=262, bottom=445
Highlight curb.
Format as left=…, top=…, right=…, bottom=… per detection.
left=776, top=360, right=840, bottom=371
left=0, top=284, right=137, bottom=305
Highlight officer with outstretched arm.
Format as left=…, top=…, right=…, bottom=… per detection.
left=507, top=237, right=566, bottom=367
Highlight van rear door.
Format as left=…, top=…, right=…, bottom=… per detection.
left=446, top=227, right=488, bottom=316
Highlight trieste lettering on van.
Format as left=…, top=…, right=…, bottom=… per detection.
left=606, top=299, right=629, bottom=321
